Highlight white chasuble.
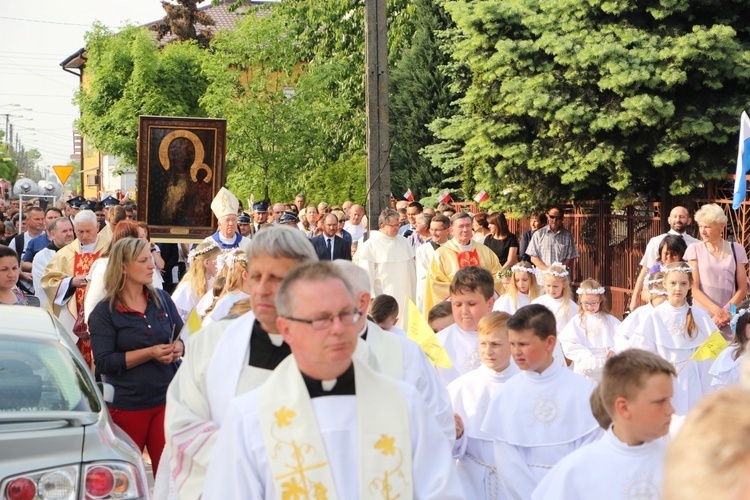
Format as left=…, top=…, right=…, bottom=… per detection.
left=448, top=363, right=520, bottom=500
left=532, top=428, right=666, bottom=500
left=629, top=302, right=716, bottom=416
left=480, top=362, right=602, bottom=500
left=256, top=357, right=412, bottom=500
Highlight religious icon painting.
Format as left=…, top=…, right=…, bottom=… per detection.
left=137, top=115, right=227, bottom=241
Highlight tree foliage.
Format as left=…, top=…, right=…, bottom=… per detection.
left=389, top=0, right=459, bottom=201
left=151, top=0, right=216, bottom=48
left=75, top=23, right=209, bottom=167
left=440, top=0, right=750, bottom=212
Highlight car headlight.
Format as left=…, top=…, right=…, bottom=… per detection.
left=2, top=466, right=77, bottom=500
left=82, top=462, right=144, bottom=499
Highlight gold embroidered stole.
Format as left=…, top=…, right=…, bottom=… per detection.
left=74, top=251, right=99, bottom=317
left=258, top=356, right=413, bottom=500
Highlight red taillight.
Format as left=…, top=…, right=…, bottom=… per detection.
left=5, top=477, right=36, bottom=500
left=85, top=466, right=114, bottom=498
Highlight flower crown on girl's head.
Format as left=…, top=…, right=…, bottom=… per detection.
left=498, top=269, right=513, bottom=279
left=511, top=264, right=536, bottom=275
left=661, top=264, right=692, bottom=274
left=187, top=241, right=219, bottom=266
left=216, top=248, right=247, bottom=274
left=543, top=262, right=569, bottom=278
left=731, top=309, right=749, bottom=328
left=576, top=286, right=605, bottom=295
left=645, top=276, right=663, bottom=286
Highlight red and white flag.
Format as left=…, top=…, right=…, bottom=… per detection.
left=474, top=189, right=489, bottom=203
left=437, top=191, right=452, bottom=204
left=403, top=188, right=414, bottom=202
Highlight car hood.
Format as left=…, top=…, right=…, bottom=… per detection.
left=0, top=412, right=95, bottom=476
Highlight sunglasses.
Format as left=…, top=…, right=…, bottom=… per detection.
left=547, top=214, right=562, bottom=220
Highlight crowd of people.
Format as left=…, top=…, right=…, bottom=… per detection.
left=2, top=188, right=750, bottom=499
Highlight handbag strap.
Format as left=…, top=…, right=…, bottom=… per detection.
left=730, top=242, right=739, bottom=293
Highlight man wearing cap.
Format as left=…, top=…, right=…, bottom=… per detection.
left=42, top=210, right=109, bottom=368
left=250, top=200, right=269, bottom=236
left=278, top=211, right=300, bottom=227
left=237, top=213, right=252, bottom=238
left=202, top=187, right=252, bottom=252
left=66, top=196, right=85, bottom=221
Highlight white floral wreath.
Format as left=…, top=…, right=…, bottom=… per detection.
left=216, top=248, right=248, bottom=274
left=645, top=277, right=663, bottom=286
left=543, top=262, right=569, bottom=278
left=511, top=264, right=536, bottom=275
left=731, top=308, right=749, bottom=328
left=576, top=286, right=605, bottom=295
left=660, top=264, right=692, bottom=274
left=650, top=289, right=668, bottom=296
left=187, top=241, right=220, bottom=266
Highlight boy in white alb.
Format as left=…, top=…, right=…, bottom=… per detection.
left=436, top=266, right=496, bottom=386
left=533, top=349, right=676, bottom=499
left=481, top=304, right=602, bottom=499
left=448, top=312, right=520, bottom=499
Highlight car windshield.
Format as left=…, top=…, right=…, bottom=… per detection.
left=0, top=337, right=100, bottom=413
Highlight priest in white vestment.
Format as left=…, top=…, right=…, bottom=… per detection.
left=163, top=227, right=318, bottom=499
left=32, top=217, right=74, bottom=310
left=333, top=260, right=456, bottom=444
left=203, top=261, right=464, bottom=499
left=354, top=208, right=416, bottom=330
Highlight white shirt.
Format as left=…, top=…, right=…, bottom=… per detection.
left=639, top=229, right=700, bottom=268
left=343, top=221, right=366, bottom=242
left=436, top=323, right=482, bottom=386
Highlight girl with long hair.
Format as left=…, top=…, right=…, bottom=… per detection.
left=201, top=248, right=250, bottom=325
left=493, top=262, right=540, bottom=314
left=709, top=298, right=750, bottom=390
left=171, top=241, right=221, bottom=321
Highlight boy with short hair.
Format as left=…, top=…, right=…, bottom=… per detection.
left=435, top=266, right=496, bottom=385
left=481, top=304, right=602, bottom=499
left=448, top=311, right=520, bottom=499
left=532, top=349, right=676, bottom=499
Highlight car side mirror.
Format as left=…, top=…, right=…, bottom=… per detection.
left=96, top=382, right=114, bottom=403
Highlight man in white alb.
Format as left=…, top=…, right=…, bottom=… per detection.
left=202, top=262, right=464, bottom=498
left=163, top=227, right=317, bottom=499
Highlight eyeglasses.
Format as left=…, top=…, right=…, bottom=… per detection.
left=547, top=214, right=562, bottom=220
left=283, top=308, right=362, bottom=330
left=581, top=301, right=601, bottom=307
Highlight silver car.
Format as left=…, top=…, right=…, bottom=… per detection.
left=0, top=305, right=150, bottom=500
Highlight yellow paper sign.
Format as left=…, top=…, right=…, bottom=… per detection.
left=180, top=308, right=203, bottom=338
left=406, top=299, right=452, bottom=368
left=689, top=330, right=729, bottom=361
left=52, top=165, right=75, bottom=185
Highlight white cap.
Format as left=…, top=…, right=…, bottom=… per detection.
left=211, top=187, right=239, bottom=220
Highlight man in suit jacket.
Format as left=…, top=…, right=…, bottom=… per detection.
left=311, top=213, right=352, bottom=261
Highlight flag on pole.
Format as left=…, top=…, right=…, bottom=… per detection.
left=733, top=111, right=750, bottom=209
left=437, top=191, right=452, bottom=204
left=178, top=308, right=204, bottom=341
left=474, top=189, right=489, bottom=203
left=406, top=299, right=452, bottom=368
left=403, top=188, right=414, bottom=202
left=689, top=330, right=729, bottom=361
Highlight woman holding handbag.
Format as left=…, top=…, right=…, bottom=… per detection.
left=89, top=237, right=184, bottom=475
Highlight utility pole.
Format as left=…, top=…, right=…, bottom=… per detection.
left=365, top=0, right=390, bottom=231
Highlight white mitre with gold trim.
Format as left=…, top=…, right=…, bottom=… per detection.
left=211, top=187, right=239, bottom=220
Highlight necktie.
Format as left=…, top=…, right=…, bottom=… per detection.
left=326, top=238, right=332, bottom=260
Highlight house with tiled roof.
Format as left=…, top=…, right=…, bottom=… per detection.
left=60, top=0, right=267, bottom=199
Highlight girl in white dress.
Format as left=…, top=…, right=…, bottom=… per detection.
left=531, top=262, right=579, bottom=334
left=614, top=271, right=667, bottom=352
left=202, top=249, right=251, bottom=326
left=629, top=261, right=717, bottom=417
left=493, top=261, right=540, bottom=315
left=171, top=241, right=220, bottom=322
left=559, top=279, right=620, bottom=382
left=709, top=299, right=750, bottom=389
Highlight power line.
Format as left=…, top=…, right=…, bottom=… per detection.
left=0, top=15, right=94, bottom=27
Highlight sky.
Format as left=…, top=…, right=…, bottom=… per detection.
left=0, top=0, right=211, bottom=173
